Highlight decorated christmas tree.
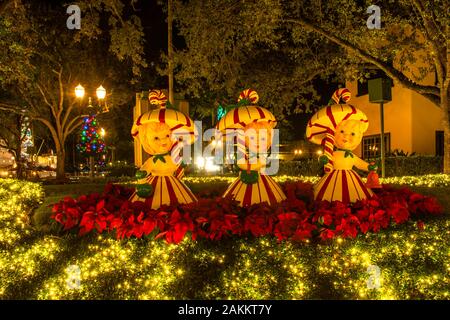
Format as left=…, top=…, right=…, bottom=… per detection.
left=77, top=115, right=106, bottom=156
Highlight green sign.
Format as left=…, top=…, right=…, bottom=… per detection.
left=217, top=104, right=226, bottom=121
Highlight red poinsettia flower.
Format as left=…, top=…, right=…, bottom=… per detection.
left=422, top=197, right=443, bottom=215
left=50, top=180, right=443, bottom=243
left=314, top=212, right=333, bottom=226
left=78, top=199, right=111, bottom=236
left=355, top=207, right=370, bottom=221
left=369, top=209, right=390, bottom=232
left=142, top=214, right=157, bottom=236
left=388, top=203, right=410, bottom=225
left=409, top=195, right=443, bottom=216
left=163, top=209, right=194, bottom=244
left=335, top=215, right=359, bottom=238
left=244, top=204, right=276, bottom=237
left=274, top=212, right=301, bottom=241
left=320, top=229, right=335, bottom=241
left=359, top=222, right=370, bottom=234
left=292, top=220, right=317, bottom=241
left=79, top=211, right=95, bottom=236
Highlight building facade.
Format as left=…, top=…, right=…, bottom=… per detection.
left=347, top=65, right=444, bottom=160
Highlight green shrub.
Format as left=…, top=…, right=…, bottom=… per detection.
left=385, top=156, right=442, bottom=176
left=0, top=179, right=44, bottom=248
left=277, top=156, right=443, bottom=177
left=107, top=163, right=137, bottom=178
left=277, top=159, right=322, bottom=176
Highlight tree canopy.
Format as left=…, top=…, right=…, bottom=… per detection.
left=171, top=0, right=449, bottom=171
left=0, top=0, right=148, bottom=178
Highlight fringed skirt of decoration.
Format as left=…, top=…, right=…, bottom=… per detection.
left=314, top=169, right=374, bottom=203
left=223, top=172, right=286, bottom=207
left=131, top=175, right=197, bottom=209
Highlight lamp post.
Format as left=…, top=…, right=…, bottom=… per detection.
left=75, top=84, right=109, bottom=114
left=74, top=84, right=109, bottom=179
left=368, top=77, right=392, bottom=178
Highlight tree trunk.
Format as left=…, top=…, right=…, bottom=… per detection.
left=442, top=87, right=450, bottom=174
left=56, top=147, right=66, bottom=180
left=89, top=155, right=94, bottom=180
left=13, top=149, right=24, bottom=180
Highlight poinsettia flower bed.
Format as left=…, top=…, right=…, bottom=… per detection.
left=51, top=182, right=443, bottom=243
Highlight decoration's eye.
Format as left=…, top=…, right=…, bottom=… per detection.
left=340, top=130, right=344, bottom=133
left=250, top=136, right=255, bottom=140
left=261, top=137, right=266, bottom=141
left=166, top=134, right=170, bottom=138
left=351, top=132, right=355, bottom=136
left=154, top=137, right=159, bottom=140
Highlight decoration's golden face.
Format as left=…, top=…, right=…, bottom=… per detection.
left=141, top=122, right=174, bottom=155
left=334, top=120, right=363, bottom=151
left=244, top=122, right=273, bottom=153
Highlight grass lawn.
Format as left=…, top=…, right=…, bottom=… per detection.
left=33, top=183, right=107, bottom=229
left=1, top=176, right=449, bottom=299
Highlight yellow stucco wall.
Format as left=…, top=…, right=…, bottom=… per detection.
left=347, top=49, right=443, bottom=157
left=411, top=90, right=444, bottom=154
left=407, top=56, right=444, bottom=154
left=347, top=80, right=413, bottom=157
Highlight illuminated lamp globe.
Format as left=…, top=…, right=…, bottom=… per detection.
left=96, top=85, right=106, bottom=100
left=75, top=84, right=85, bottom=98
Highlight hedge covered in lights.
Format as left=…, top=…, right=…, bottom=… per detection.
left=277, top=156, right=443, bottom=177
left=1, top=222, right=449, bottom=300
left=0, top=179, right=44, bottom=247
left=184, top=174, right=450, bottom=188
left=110, top=174, right=450, bottom=189
left=0, top=178, right=449, bottom=299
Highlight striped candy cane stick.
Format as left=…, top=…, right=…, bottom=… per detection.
left=323, top=133, right=335, bottom=173
left=238, top=89, right=259, bottom=104
left=331, top=88, right=351, bottom=104
left=235, top=129, right=248, bottom=169
left=149, top=89, right=167, bottom=108
left=170, top=141, right=185, bottom=179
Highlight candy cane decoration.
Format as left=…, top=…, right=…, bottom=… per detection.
left=322, top=88, right=349, bottom=171
left=170, top=141, right=185, bottom=179
left=323, top=133, right=335, bottom=173
left=331, top=88, right=351, bottom=105
left=149, top=89, right=167, bottom=108
left=234, top=129, right=247, bottom=167
left=238, top=89, right=259, bottom=104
